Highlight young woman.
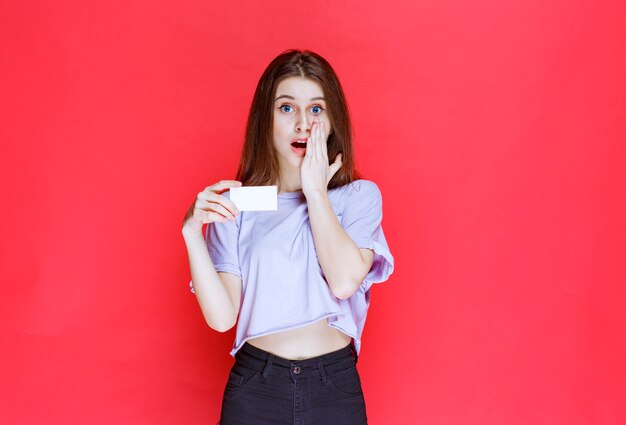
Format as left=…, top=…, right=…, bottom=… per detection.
left=182, top=50, right=394, bottom=425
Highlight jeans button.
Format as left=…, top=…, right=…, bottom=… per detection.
left=293, top=366, right=301, bottom=374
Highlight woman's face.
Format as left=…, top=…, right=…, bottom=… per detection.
left=272, top=76, right=332, bottom=174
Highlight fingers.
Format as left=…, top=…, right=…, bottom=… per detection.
left=318, top=121, right=324, bottom=155
left=209, top=180, right=243, bottom=194
left=311, top=120, right=320, bottom=158
left=198, top=190, right=239, bottom=216
left=305, top=126, right=314, bottom=160
left=195, top=198, right=236, bottom=221
left=193, top=180, right=242, bottom=224
left=328, top=153, right=343, bottom=180
left=194, top=201, right=236, bottom=224
left=309, top=120, right=327, bottom=160
left=198, top=210, right=230, bottom=224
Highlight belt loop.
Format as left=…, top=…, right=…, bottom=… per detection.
left=317, top=358, right=327, bottom=384
left=260, top=354, right=273, bottom=382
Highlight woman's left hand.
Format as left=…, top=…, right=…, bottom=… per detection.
left=301, top=120, right=342, bottom=196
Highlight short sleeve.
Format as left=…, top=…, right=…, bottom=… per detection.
left=341, top=180, right=394, bottom=292
left=189, top=200, right=242, bottom=294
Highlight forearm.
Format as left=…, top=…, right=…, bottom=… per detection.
left=306, top=191, right=369, bottom=299
left=182, top=229, right=237, bottom=331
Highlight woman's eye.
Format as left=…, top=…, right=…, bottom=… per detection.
left=279, top=105, right=293, bottom=113
left=311, top=106, right=324, bottom=114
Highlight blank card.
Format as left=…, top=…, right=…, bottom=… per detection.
left=230, top=186, right=277, bottom=211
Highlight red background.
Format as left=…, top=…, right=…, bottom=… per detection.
left=2, top=1, right=625, bottom=423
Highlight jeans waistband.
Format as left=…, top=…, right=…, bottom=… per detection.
left=235, top=341, right=358, bottom=381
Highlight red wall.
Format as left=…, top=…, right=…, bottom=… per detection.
left=1, top=1, right=625, bottom=423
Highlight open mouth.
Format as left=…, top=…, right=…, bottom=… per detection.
left=291, top=141, right=307, bottom=148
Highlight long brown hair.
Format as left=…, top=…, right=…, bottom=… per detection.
left=235, top=49, right=361, bottom=189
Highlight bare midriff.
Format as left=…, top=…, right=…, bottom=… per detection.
left=246, top=318, right=352, bottom=360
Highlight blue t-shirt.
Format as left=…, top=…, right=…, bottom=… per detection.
left=189, top=179, right=394, bottom=357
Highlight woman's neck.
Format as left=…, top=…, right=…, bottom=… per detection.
left=276, top=167, right=302, bottom=194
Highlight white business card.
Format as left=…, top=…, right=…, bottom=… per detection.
left=230, top=186, right=277, bottom=211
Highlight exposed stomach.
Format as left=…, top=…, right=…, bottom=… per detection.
left=246, top=318, right=352, bottom=360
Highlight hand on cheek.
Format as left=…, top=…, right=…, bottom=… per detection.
left=301, top=120, right=343, bottom=196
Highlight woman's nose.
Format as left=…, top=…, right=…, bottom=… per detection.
left=295, top=111, right=312, bottom=133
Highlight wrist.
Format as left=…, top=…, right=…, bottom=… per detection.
left=182, top=223, right=204, bottom=239
left=303, top=188, right=328, bottom=201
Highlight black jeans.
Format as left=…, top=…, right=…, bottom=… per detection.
left=219, top=341, right=367, bottom=425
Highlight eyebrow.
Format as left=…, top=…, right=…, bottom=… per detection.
left=274, top=95, right=326, bottom=102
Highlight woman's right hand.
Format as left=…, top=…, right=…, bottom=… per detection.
left=182, top=180, right=242, bottom=236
